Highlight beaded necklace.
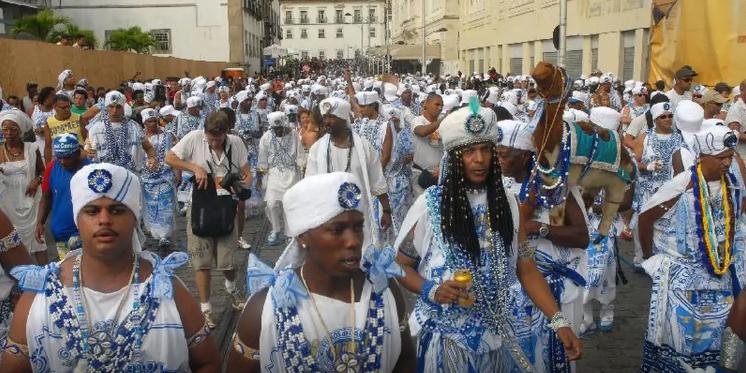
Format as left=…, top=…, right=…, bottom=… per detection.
left=269, top=131, right=296, bottom=172
left=274, top=271, right=386, bottom=372
left=326, top=132, right=353, bottom=173
left=101, top=117, right=133, bottom=169
left=691, top=163, right=736, bottom=276
left=521, top=121, right=571, bottom=209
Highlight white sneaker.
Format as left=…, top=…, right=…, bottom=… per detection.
left=237, top=236, right=252, bottom=250
left=266, top=231, right=280, bottom=245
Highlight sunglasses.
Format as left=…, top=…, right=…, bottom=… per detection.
left=680, top=78, right=692, bottom=82
left=635, top=93, right=644, bottom=97
left=658, top=114, right=674, bottom=120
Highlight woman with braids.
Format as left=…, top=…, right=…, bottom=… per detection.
left=394, top=104, right=582, bottom=372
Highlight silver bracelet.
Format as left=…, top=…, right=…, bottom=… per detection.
left=548, top=311, right=572, bottom=332
left=427, top=283, right=439, bottom=303
left=721, top=326, right=745, bottom=371
left=518, top=240, right=536, bottom=260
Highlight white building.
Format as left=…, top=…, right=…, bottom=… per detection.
left=54, top=0, right=280, bottom=74
left=280, top=0, right=386, bottom=61
left=0, top=0, right=51, bottom=35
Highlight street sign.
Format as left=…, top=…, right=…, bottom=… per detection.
left=264, top=57, right=275, bottom=66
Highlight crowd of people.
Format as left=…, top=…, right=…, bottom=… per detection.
left=0, top=62, right=744, bottom=372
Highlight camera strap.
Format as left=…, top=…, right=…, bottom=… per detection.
left=207, top=139, right=234, bottom=177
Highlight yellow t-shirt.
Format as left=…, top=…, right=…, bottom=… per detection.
left=46, top=114, right=82, bottom=141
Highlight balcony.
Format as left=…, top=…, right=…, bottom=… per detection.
left=335, top=16, right=344, bottom=24
left=285, top=17, right=293, bottom=24
left=300, top=17, right=309, bottom=24
left=318, top=16, right=327, bottom=24
left=353, top=16, right=362, bottom=23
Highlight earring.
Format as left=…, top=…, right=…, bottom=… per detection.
left=301, top=242, right=308, bottom=249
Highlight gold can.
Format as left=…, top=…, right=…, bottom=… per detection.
left=453, top=269, right=476, bottom=307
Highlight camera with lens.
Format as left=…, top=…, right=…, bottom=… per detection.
left=220, top=172, right=252, bottom=201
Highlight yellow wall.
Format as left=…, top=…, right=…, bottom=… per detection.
left=455, top=0, right=652, bottom=78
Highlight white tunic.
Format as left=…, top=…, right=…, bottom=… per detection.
left=257, top=129, right=304, bottom=202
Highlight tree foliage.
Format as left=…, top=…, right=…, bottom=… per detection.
left=10, top=9, right=69, bottom=41
left=104, top=27, right=157, bottom=54
left=48, top=23, right=98, bottom=48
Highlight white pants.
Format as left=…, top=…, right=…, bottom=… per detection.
left=633, top=225, right=643, bottom=266
left=265, top=200, right=283, bottom=234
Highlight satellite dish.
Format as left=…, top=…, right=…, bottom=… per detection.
left=552, top=25, right=560, bottom=50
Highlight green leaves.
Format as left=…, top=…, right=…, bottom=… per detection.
left=11, top=9, right=96, bottom=47
left=10, top=9, right=69, bottom=41
left=104, top=27, right=157, bottom=54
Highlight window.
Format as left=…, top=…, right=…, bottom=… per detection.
left=104, top=30, right=114, bottom=49
left=285, top=10, right=293, bottom=24
left=286, top=29, right=292, bottom=39
left=319, top=50, right=325, bottom=60
left=318, top=10, right=326, bottom=23
left=354, top=9, right=362, bottom=22
left=369, top=8, right=376, bottom=22
left=510, top=58, right=522, bottom=75
left=336, top=28, right=343, bottom=38
left=300, top=10, right=308, bottom=24
left=301, top=29, right=308, bottom=39
left=337, top=49, right=344, bottom=59
left=318, top=29, right=325, bottom=38
left=369, top=27, right=376, bottom=37
left=244, top=30, right=249, bottom=57
left=150, top=29, right=171, bottom=54
left=335, top=9, right=344, bottom=23
left=301, top=51, right=309, bottom=59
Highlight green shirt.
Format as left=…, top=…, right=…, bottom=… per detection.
left=71, top=105, right=87, bottom=116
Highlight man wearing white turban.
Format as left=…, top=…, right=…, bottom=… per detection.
left=306, top=97, right=391, bottom=248
left=56, top=69, right=76, bottom=99
left=3, top=163, right=220, bottom=372
left=638, top=125, right=745, bottom=372
left=228, top=172, right=415, bottom=372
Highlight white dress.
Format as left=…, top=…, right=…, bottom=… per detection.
left=0, top=143, right=45, bottom=254
left=257, top=129, right=303, bottom=202
left=21, top=251, right=191, bottom=372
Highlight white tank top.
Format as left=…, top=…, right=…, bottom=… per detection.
left=25, top=255, right=190, bottom=372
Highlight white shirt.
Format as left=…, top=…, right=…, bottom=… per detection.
left=624, top=113, right=649, bottom=138
left=170, top=130, right=248, bottom=196
left=411, top=115, right=443, bottom=171
left=665, top=88, right=692, bottom=112
left=726, top=97, right=746, bottom=128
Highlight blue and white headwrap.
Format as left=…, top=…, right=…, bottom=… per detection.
left=53, top=133, right=80, bottom=158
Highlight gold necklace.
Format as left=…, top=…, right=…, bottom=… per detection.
left=300, top=266, right=357, bottom=365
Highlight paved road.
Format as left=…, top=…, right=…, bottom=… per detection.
left=140, top=211, right=655, bottom=372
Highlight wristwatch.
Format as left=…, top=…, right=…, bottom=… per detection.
left=538, top=223, right=550, bottom=238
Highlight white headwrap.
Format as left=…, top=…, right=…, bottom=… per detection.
left=105, top=91, right=127, bottom=107
left=71, top=163, right=142, bottom=225
left=267, top=111, right=289, bottom=128
left=355, top=91, right=380, bottom=106
left=674, top=100, right=704, bottom=134
left=186, top=96, right=203, bottom=109
left=319, top=97, right=351, bottom=125
left=650, top=102, right=672, bottom=121
left=563, top=108, right=590, bottom=124
left=693, top=125, right=738, bottom=156
left=140, top=108, right=157, bottom=123
left=590, top=106, right=622, bottom=131
left=57, top=69, right=73, bottom=90
left=497, top=119, right=535, bottom=151
left=0, top=110, right=33, bottom=134
left=275, top=172, right=365, bottom=269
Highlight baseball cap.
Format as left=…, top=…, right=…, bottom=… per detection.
left=674, top=66, right=698, bottom=80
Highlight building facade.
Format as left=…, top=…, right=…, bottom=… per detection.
left=53, top=0, right=280, bottom=73
left=390, top=0, right=652, bottom=80
left=280, top=0, right=386, bottom=61
left=0, top=0, right=51, bottom=35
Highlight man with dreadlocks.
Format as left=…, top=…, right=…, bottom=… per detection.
left=394, top=103, right=582, bottom=372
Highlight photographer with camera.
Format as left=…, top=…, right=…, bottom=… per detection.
left=166, top=110, right=251, bottom=328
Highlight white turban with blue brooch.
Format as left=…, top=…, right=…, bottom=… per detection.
left=439, top=103, right=498, bottom=152
left=71, top=163, right=142, bottom=226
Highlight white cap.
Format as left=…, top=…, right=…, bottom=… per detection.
left=499, top=101, right=518, bottom=117
left=563, top=108, right=590, bottom=123
left=485, top=87, right=500, bottom=105
left=439, top=106, right=499, bottom=151
left=590, top=107, right=622, bottom=131
left=132, top=82, right=146, bottom=92
left=206, top=80, right=217, bottom=89
left=442, top=94, right=460, bottom=114
left=460, top=90, right=478, bottom=105
left=319, top=97, right=352, bottom=123
left=260, top=82, right=271, bottom=91
left=694, top=124, right=738, bottom=156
